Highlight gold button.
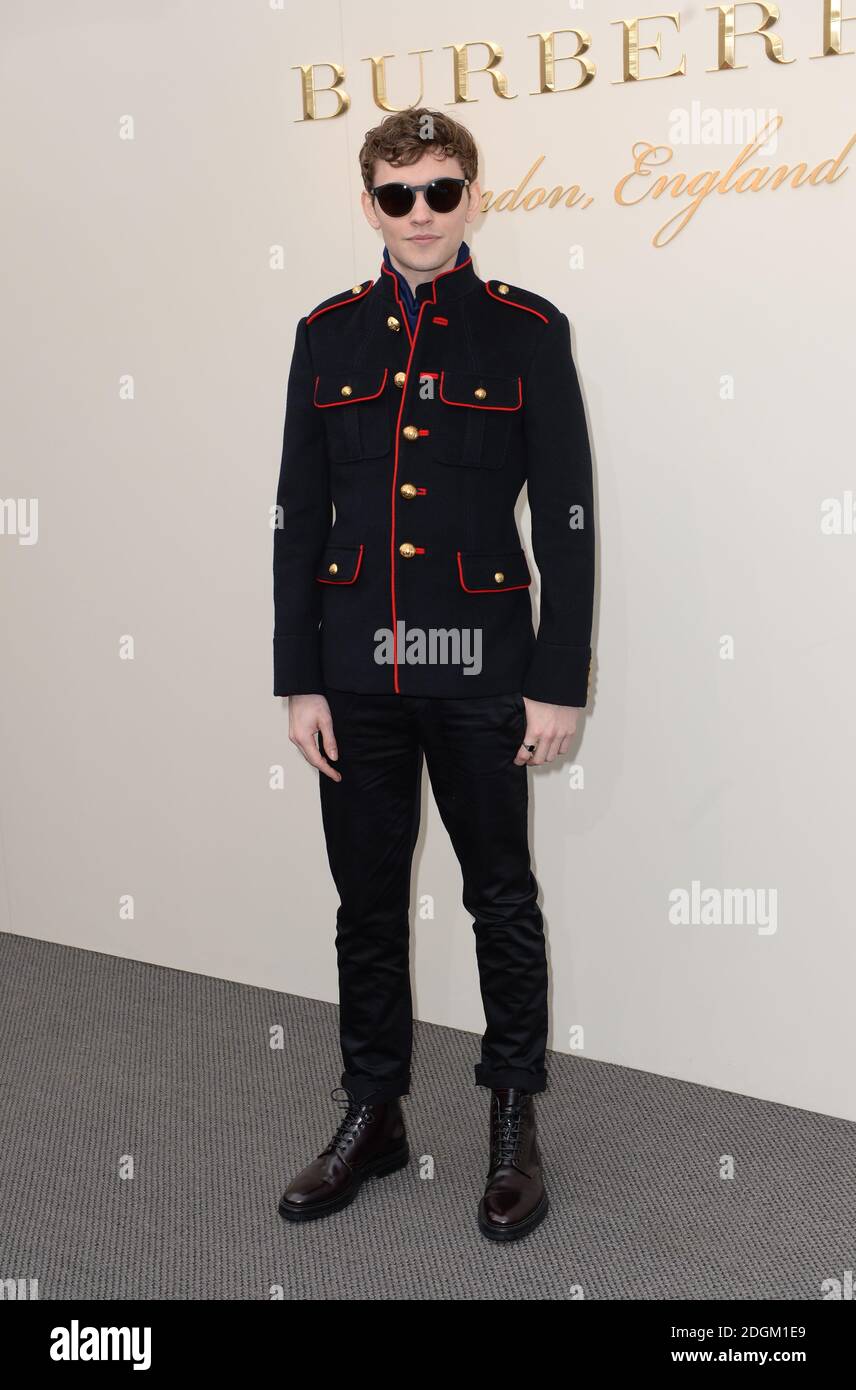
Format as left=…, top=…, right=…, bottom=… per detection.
left=351, top=284, right=363, bottom=295
left=328, top=563, right=338, bottom=575
left=474, top=387, right=487, bottom=400
left=497, top=283, right=509, bottom=295
left=393, top=371, right=406, bottom=388
left=402, top=425, right=418, bottom=441
left=387, top=316, right=400, bottom=331
left=399, top=542, right=416, bottom=558
left=400, top=483, right=417, bottom=499
left=340, top=384, right=352, bottom=397
left=494, top=571, right=505, bottom=584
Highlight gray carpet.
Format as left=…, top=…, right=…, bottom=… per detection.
left=0, top=931, right=852, bottom=1301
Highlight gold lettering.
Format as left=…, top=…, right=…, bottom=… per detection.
left=813, top=0, right=856, bottom=57
left=491, top=157, right=544, bottom=211
left=808, top=131, right=856, bottom=182
left=611, top=12, right=686, bottom=83
left=528, top=30, right=595, bottom=93
left=615, top=116, right=855, bottom=246
left=363, top=51, right=431, bottom=112
left=482, top=157, right=590, bottom=213
left=445, top=41, right=517, bottom=102
left=291, top=63, right=349, bottom=121
left=706, top=2, right=794, bottom=71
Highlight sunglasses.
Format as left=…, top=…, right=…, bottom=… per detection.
left=368, top=177, right=470, bottom=219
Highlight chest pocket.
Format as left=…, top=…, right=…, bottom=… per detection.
left=432, top=370, right=523, bottom=469
left=313, top=368, right=390, bottom=462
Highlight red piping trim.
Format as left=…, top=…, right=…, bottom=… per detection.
left=387, top=256, right=474, bottom=693
left=381, top=263, right=413, bottom=349
left=484, top=282, right=550, bottom=324
left=313, top=368, right=388, bottom=407
left=439, top=372, right=522, bottom=411
left=456, top=551, right=531, bottom=592
left=307, top=282, right=374, bottom=324
left=432, top=316, right=448, bottom=325
left=316, top=543, right=365, bottom=585
left=381, top=254, right=474, bottom=352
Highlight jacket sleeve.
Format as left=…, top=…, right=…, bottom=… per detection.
left=521, top=311, right=595, bottom=708
left=272, top=316, right=332, bottom=695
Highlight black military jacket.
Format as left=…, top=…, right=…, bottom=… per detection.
left=272, top=251, right=595, bottom=706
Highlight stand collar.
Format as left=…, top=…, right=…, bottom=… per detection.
left=378, top=240, right=477, bottom=307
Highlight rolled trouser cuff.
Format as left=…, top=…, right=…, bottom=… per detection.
left=340, top=1071, right=411, bottom=1104
left=474, top=1064, right=547, bottom=1093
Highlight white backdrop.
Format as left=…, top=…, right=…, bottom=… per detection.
left=2, top=0, right=854, bottom=1121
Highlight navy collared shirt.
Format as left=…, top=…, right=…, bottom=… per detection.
left=381, top=240, right=470, bottom=334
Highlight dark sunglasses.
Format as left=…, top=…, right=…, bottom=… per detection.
left=368, top=177, right=470, bottom=219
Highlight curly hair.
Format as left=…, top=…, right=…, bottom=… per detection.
left=359, top=106, right=479, bottom=191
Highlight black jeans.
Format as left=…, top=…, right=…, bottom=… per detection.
left=318, top=689, right=548, bottom=1103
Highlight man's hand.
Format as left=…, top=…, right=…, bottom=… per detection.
left=288, top=693, right=342, bottom=782
left=514, top=697, right=583, bottom=767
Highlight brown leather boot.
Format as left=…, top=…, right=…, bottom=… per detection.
left=478, top=1088, right=549, bottom=1241
left=278, top=1087, right=409, bottom=1222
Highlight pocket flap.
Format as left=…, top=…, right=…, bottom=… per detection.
left=439, top=370, right=522, bottom=411
left=456, top=549, right=531, bottom=592
left=313, top=368, right=388, bottom=407
left=316, top=544, right=365, bottom=584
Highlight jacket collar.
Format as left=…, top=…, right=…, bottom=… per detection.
left=377, top=241, right=478, bottom=309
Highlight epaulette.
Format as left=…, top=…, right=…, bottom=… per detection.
left=483, top=278, right=555, bottom=326
left=306, top=279, right=374, bottom=326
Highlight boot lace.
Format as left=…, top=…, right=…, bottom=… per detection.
left=321, top=1086, right=376, bottom=1157
left=492, top=1096, right=526, bottom=1167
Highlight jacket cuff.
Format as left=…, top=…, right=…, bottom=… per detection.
left=521, top=642, right=592, bottom=708
left=273, top=635, right=323, bottom=696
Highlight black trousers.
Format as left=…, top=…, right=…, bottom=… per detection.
left=318, top=688, right=548, bottom=1103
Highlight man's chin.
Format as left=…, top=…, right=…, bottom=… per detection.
left=397, top=239, right=453, bottom=270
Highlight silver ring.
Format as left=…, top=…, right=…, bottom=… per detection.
left=524, top=743, right=537, bottom=753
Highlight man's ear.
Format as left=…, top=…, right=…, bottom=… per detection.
left=360, top=188, right=381, bottom=230
left=466, top=181, right=481, bottom=224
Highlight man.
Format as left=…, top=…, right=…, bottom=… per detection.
left=273, top=107, right=594, bottom=1241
